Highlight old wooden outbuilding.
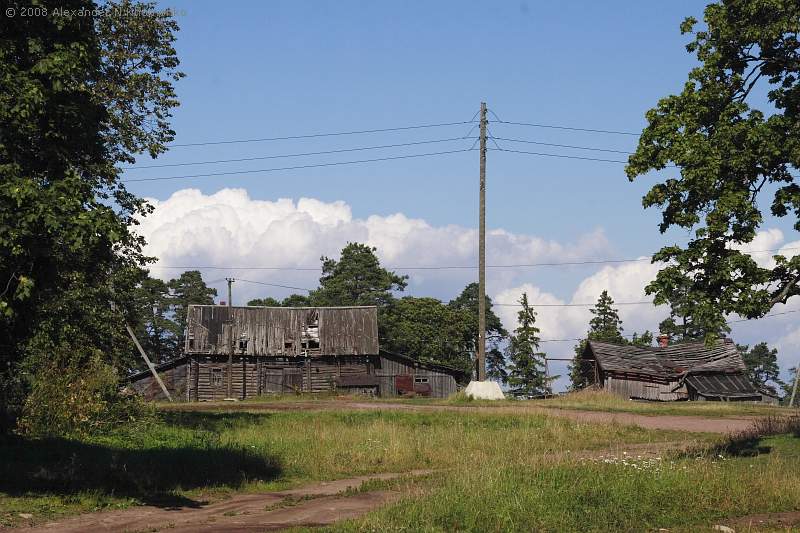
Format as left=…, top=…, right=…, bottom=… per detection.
left=128, top=304, right=464, bottom=401
left=576, top=338, right=770, bottom=402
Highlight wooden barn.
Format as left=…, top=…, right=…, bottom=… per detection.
left=127, top=304, right=464, bottom=401
left=576, top=338, right=769, bottom=402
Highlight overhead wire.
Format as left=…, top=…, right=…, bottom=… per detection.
left=490, top=136, right=633, bottom=155
left=166, top=119, right=479, bottom=148
left=152, top=246, right=800, bottom=272
left=123, top=137, right=476, bottom=170
left=537, top=309, right=800, bottom=343
left=122, top=148, right=475, bottom=182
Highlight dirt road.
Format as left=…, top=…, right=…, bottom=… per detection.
left=165, top=399, right=758, bottom=434
left=25, top=471, right=430, bottom=533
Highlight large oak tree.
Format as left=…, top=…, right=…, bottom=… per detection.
left=626, top=0, right=800, bottom=338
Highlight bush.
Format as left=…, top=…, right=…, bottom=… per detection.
left=17, top=350, right=155, bottom=439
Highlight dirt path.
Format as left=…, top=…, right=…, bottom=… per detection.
left=167, top=400, right=757, bottom=434
left=25, top=471, right=430, bottom=533
left=719, top=510, right=800, bottom=531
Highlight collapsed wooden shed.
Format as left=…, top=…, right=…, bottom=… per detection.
left=577, top=339, right=769, bottom=402
left=127, top=304, right=464, bottom=401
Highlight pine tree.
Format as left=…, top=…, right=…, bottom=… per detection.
left=737, top=342, right=783, bottom=392
left=569, top=290, right=625, bottom=391
left=506, top=293, right=553, bottom=396
left=486, top=345, right=508, bottom=384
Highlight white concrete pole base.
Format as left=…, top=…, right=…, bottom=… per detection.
left=464, top=380, right=505, bottom=400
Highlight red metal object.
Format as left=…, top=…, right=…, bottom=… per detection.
left=395, top=374, right=413, bottom=395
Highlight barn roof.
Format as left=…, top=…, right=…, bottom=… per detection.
left=379, top=350, right=467, bottom=379
left=685, top=373, right=758, bottom=398
left=186, top=305, right=379, bottom=357
left=583, top=339, right=746, bottom=379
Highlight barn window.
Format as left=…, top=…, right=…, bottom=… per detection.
left=210, top=367, right=223, bottom=387
left=414, top=377, right=429, bottom=384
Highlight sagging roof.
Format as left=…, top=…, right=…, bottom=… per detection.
left=583, top=339, right=746, bottom=380
left=379, top=349, right=467, bottom=380
left=685, top=373, right=758, bottom=398
left=186, top=305, right=379, bottom=357
left=125, top=356, right=188, bottom=383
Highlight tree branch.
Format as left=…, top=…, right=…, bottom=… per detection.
left=770, top=272, right=800, bottom=306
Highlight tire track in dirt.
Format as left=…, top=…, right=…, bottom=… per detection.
left=24, top=471, right=431, bottom=533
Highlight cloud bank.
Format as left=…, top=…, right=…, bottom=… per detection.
left=136, top=188, right=800, bottom=390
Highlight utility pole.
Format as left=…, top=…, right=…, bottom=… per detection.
left=477, top=102, right=487, bottom=381
left=226, top=277, right=235, bottom=399
left=790, top=364, right=799, bottom=408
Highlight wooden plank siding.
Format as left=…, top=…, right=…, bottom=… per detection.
left=128, top=361, right=188, bottom=402
left=173, top=353, right=461, bottom=401
left=603, top=374, right=687, bottom=401
left=185, top=305, right=379, bottom=357
left=375, top=353, right=459, bottom=398
left=131, top=302, right=461, bottom=401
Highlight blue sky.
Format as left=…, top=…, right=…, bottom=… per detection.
left=129, top=0, right=704, bottom=243
left=127, top=0, right=800, bottom=387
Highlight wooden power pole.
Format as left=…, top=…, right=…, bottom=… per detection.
left=226, top=277, right=235, bottom=399
left=477, top=102, right=487, bottom=381
left=790, top=365, right=799, bottom=408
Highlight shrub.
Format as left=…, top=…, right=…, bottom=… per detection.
left=17, top=350, right=155, bottom=439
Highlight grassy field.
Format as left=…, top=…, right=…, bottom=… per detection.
left=221, top=388, right=797, bottom=419
left=527, top=389, right=795, bottom=418
left=1, top=398, right=799, bottom=531
left=333, top=433, right=800, bottom=532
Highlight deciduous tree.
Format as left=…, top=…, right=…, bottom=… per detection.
left=0, top=0, right=183, bottom=426
left=626, top=0, right=800, bottom=339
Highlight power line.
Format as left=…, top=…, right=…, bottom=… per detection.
left=152, top=246, right=799, bottom=272
left=494, top=301, right=654, bottom=307
left=123, top=137, right=474, bottom=170
left=235, top=278, right=314, bottom=292
left=489, top=110, right=640, bottom=136
left=538, top=309, right=800, bottom=343
left=489, top=147, right=630, bottom=164
left=727, top=309, right=800, bottom=324
left=490, top=136, right=633, bottom=155
left=122, top=148, right=474, bottom=183
left=166, top=120, right=478, bottom=148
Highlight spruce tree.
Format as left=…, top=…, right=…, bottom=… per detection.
left=568, top=290, right=625, bottom=391
left=506, top=293, right=553, bottom=396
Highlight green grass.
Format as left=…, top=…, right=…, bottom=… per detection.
left=3, top=401, right=799, bottom=531
left=332, top=433, right=800, bottom=532
left=0, top=407, right=681, bottom=527
left=526, top=389, right=795, bottom=418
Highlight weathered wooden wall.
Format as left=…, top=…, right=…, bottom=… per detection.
left=182, top=354, right=459, bottom=400
left=603, top=374, right=687, bottom=401
left=129, top=363, right=187, bottom=401
left=186, top=305, right=379, bottom=357
left=187, top=355, right=381, bottom=400
left=375, top=355, right=458, bottom=398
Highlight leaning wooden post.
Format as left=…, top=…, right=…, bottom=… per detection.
left=125, top=324, right=173, bottom=402
left=111, top=301, right=172, bottom=401
left=790, top=364, right=799, bottom=408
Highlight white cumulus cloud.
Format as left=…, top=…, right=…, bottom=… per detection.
left=135, top=188, right=800, bottom=390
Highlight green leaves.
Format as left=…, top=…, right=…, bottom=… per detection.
left=0, top=0, right=183, bottom=423
left=626, top=0, right=800, bottom=338
left=311, top=243, right=407, bottom=308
